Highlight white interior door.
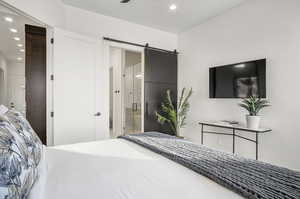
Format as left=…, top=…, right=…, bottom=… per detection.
left=53, top=28, right=97, bottom=145
left=110, top=47, right=123, bottom=137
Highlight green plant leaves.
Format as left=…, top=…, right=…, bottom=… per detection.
left=156, top=88, right=192, bottom=135
left=238, top=96, right=270, bottom=116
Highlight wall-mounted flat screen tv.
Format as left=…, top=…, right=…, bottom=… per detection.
left=209, top=59, right=266, bottom=98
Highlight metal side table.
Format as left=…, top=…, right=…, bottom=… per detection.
left=199, top=121, right=272, bottom=160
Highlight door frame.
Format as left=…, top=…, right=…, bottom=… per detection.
left=104, top=40, right=145, bottom=137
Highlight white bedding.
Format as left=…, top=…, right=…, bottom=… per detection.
left=44, top=139, right=243, bottom=199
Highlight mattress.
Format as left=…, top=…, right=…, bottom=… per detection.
left=44, top=139, right=243, bottom=199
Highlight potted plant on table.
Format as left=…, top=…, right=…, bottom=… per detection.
left=239, top=96, right=270, bottom=129
left=155, top=88, right=193, bottom=137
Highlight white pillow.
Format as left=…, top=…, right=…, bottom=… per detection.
left=0, top=105, right=8, bottom=115
left=29, top=145, right=48, bottom=199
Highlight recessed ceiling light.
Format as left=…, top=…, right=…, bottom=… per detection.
left=17, top=44, right=23, bottom=47
left=235, top=64, right=246, bottom=68
left=10, top=28, right=18, bottom=33
left=14, top=37, right=20, bottom=41
left=169, top=4, right=177, bottom=11
left=17, top=57, right=23, bottom=61
left=20, top=49, right=25, bottom=52
left=4, top=17, right=13, bottom=22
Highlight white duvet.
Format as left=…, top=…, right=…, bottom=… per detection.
left=43, top=139, right=243, bottom=199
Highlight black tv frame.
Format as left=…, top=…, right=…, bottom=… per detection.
left=209, top=59, right=266, bottom=99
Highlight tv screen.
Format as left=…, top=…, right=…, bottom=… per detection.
left=209, top=59, right=266, bottom=98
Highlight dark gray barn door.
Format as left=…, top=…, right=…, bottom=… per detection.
left=144, top=48, right=177, bottom=135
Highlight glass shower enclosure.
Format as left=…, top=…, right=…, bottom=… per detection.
left=109, top=47, right=143, bottom=137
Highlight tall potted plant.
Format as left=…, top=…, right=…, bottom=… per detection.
left=239, top=96, right=270, bottom=129
left=156, top=88, right=192, bottom=137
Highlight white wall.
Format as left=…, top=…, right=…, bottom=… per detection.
left=125, top=51, right=141, bottom=68
left=7, top=61, right=24, bottom=76
left=1, top=0, right=66, bottom=27
left=7, top=61, right=25, bottom=114
left=178, top=0, right=300, bottom=170
left=0, top=52, right=8, bottom=106
left=64, top=5, right=177, bottom=51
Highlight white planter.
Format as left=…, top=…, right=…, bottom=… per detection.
left=246, top=115, right=261, bottom=129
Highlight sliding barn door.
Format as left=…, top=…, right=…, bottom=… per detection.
left=144, top=49, right=177, bottom=135
left=53, top=29, right=97, bottom=145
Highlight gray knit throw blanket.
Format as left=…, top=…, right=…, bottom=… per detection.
left=119, top=132, right=300, bottom=199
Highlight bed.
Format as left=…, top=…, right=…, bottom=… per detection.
left=1, top=105, right=299, bottom=199
left=43, top=138, right=242, bottom=199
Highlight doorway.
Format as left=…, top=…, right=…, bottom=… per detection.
left=0, top=3, right=47, bottom=144
left=109, top=47, right=143, bottom=137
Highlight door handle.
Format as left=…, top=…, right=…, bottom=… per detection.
left=145, top=102, right=149, bottom=117
left=94, top=112, right=101, bottom=116
left=132, top=103, right=138, bottom=112
left=134, top=103, right=138, bottom=112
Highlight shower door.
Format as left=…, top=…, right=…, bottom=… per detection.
left=110, top=48, right=143, bottom=137
left=123, top=53, right=142, bottom=135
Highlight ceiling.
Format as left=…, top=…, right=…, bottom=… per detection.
left=0, top=5, right=40, bottom=63
left=62, top=0, right=246, bottom=33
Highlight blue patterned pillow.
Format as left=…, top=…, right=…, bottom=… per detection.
left=4, top=110, right=43, bottom=167
left=0, top=118, right=37, bottom=199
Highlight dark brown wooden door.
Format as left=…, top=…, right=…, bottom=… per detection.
left=25, top=25, right=47, bottom=144
left=144, top=48, right=178, bottom=135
